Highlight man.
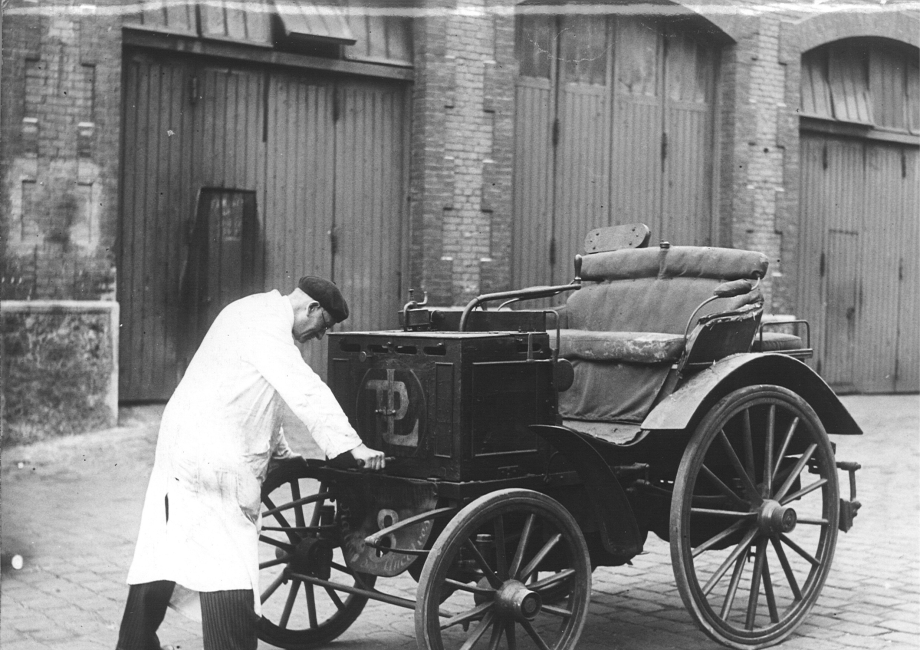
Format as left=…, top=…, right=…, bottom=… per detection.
left=116, top=276, right=385, bottom=650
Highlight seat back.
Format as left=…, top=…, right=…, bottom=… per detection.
left=565, top=245, right=769, bottom=335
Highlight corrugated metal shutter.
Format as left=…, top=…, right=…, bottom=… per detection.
left=120, top=51, right=408, bottom=399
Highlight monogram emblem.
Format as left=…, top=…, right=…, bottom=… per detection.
left=358, top=368, right=425, bottom=448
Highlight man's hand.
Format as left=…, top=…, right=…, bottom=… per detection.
left=349, top=443, right=386, bottom=470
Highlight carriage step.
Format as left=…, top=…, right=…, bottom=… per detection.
left=837, top=461, right=861, bottom=533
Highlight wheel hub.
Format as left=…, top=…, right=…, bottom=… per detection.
left=494, top=580, right=542, bottom=621
left=758, top=499, right=797, bottom=535
left=290, top=536, right=334, bottom=580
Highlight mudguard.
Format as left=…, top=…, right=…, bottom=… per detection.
left=642, top=352, right=863, bottom=435
left=531, top=424, right=643, bottom=556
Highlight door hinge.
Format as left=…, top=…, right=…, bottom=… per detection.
left=819, top=251, right=826, bottom=277
left=330, top=228, right=338, bottom=256
left=661, top=131, right=668, bottom=161
left=189, top=75, right=199, bottom=105
left=899, top=257, right=904, bottom=282
left=552, top=118, right=560, bottom=148
left=549, top=237, right=556, bottom=267
left=822, top=144, right=828, bottom=170
left=333, top=89, right=341, bottom=123
left=902, top=150, right=908, bottom=178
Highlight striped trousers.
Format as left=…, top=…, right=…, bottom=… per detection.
left=116, top=581, right=259, bottom=650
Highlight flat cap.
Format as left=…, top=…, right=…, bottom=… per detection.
left=298, top=276, right=349, bottom=323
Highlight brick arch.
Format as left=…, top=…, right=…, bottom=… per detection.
left=785, top=10, right=919, bottom=53
left=513, top=0, right=739, bottom=43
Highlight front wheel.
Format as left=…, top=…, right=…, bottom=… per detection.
left=670, top=385, right=839, bottom=648
left=416, top=489, right=591, bottom=650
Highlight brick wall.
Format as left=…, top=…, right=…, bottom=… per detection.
left=1, top=1, right=121, bottom=302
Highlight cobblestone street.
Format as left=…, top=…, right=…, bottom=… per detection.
left=2, top=395, right=918, bottom=650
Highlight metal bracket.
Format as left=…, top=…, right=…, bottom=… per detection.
left=837, top=460, right=861, bottom=532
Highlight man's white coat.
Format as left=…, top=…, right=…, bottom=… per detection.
left=126, top=290, right=363, bottom=615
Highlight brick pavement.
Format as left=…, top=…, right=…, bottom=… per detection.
left=2, top=396, right=918, bottom=650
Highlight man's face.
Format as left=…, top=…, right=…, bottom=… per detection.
left=293, top=302, right=334, bottom=343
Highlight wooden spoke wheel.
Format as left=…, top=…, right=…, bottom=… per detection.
left=258, top=459, right=376, bottom=649
left=416, top=489, right=591, bottom=650
left=670, top=386, right=839, bottom=648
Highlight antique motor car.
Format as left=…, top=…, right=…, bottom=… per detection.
left=256, top=225, right=862, bottom=650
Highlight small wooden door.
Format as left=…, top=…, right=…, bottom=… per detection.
left=822, top=230, right=859, bottom=389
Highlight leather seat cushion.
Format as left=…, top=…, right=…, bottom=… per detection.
left=554, top=329, right=686, bottom=364
left=751, top=332, right=804, bottom=352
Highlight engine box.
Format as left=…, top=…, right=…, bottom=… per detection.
left=327, top=330, right=557, bottom=482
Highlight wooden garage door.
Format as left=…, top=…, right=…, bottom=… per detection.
left=798, top=134, right=918, bottom=393
left=119, top=50, right=409, bottom=400
left=513, top=15, right=718, bottom=287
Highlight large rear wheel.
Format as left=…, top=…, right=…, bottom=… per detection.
left=670, top=385, right=839, bottom=648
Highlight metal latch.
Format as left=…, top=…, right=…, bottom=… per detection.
left=837, top=460, right=861, bottom=532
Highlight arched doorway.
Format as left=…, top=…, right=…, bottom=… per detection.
left=797, top=37, right=919, bottom=392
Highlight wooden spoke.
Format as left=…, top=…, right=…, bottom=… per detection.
left=700, top=465, right=749, bottom=510
left=720, top=554, right=747, bottom=620
left=520, top=533, right=562, bottom=583
left=262, top=496, right=295, bottom=532
left=305, top=582, right=318, bottom=628
left=763, top=406, right=775, bottom=497
left=779, top=533, right=820, bottom=567
left=691, top=508, right=758, bottom=519
left=521, top=620, right=553, bottom=650
left=488, top=617, right=503, bottom=650
left=440, top=602, right=493, bottom=631
left=772, top=416, right=800, bottom=481
left=762, top=553, right=780, bottom=624
left=542, top=604, right=573, bottom=618
left=770, top=537, right=802, bottom=600
left=261, top=525, right=332, bottom=534
left=741, top=409, right=756, bottom=488
left=463, top=539, right=502, bottom=588
left=445, top=578, right=495, bottom=596
left=262, top=491, right=332, bottom=518
left=509, top=514, right=535, bottom=578
left=744, top=539, right=767, bottom=631
left=531, top=568, right=575, bottom=592
left=505, top=619, right=517, bottom=650
left=692, top=519, right=748, bottom=558
left=719, top=431, right=763, bottom=504
left=773, top=444, right=817, bottom=502
left=702, top=528, right=759, bottom=596
left=291, top=480, right=306, bottom=528
left=494, top=515, right=509, bottom=580
left=325, top=586, right=345, bottom=611
left=280, top=579, right=301, bottom=629
left=309, top=482, right=327, bottom=527
left=459, top=611, right=495, bottom=650
left=261, top=571, right=286, bottom=604
left=260, top=555, right=290, bottom=570
left=259, top=535, right=294, bottom=553
left=780, top=478, right=827, bottom=506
